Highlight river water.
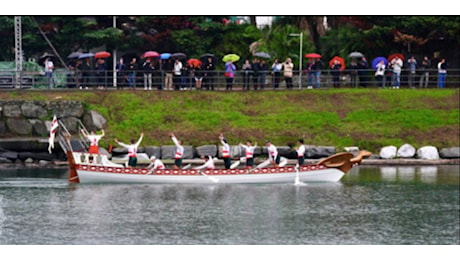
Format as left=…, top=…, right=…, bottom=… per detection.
left=0, top=165, right=458, bottom=246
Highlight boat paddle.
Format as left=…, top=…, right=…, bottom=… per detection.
left=182, top=164, right=191, bottom=169
left=294, top=165, right=307, bottom=186
left=198, top=170, right=219, bottom=183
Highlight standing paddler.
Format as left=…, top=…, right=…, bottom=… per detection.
left=219, top=133, right=231, bottom=169
left=114, top=132, right=144, bottom=167
left=239, top=140, right=257, bottom=169
left=296, top=138, right=306, bottom=166
left=170, top=133, right=184, bottom=169
left=265, top=140, right=280, bottom=167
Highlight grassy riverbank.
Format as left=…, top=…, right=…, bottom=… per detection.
left=1, top=88, right=459, bottom=153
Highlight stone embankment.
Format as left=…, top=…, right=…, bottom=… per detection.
left=0, top=100, right=459, bottom=168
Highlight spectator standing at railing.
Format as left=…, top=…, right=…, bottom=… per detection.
left=128, top=57, right=138, bottom=90
left=142, top=58, right=155, bottom=90
left=305, top=59, right=314, bottom=89
left=331, top=60, right=341, bottom=88
left=348, top=59, right=358, bottom=88
left=204, top=57, right=215, bottom=90
left=173, top=58, right=183, bottom=91
left=313, top=58, right=323, bottom=88
left=224, top=60, right=236, bottom=91
left=43, top=57, right=55, bottom=89
left=259, top=60, right=268, bottom=90
left=79, top=57, right=92, bottom=89
left=116, top=58, right=126, bottom=90
left=390, top=57, right=403, bottom=89
left=164, top=59, right=173, bottom=90
left=242, top=59, right=252, bottom=90
left=374, top=60, right=386, bottom=88
left=194, top=64, right=204, bottom=90
left=407, top=56, right=417, bottom=88
left=419, top=56, right=431, bottom=88
left=251, top=58, right=260, bottom=90
left=271, top=59, right=282, bottom=89
left=283, top=58, right=294, bottom=89
left=95, top=58, right=106, bottom=90
left=357, top=57, right=369, bottom=87
left=437, top=58, right=447, bottom=88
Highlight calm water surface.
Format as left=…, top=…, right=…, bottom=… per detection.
left=0, top=165, right=458, bottom=245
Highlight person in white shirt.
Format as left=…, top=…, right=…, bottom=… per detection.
left=219, top=133, right=231, bottom=169
left=147, top=156, right=165, bottom=174
left=391, top=57, right=403, bottom=89
left=173, top=59, right=183, bottom=90
left=375, top=60, right=386, bottom=88
left=81, top=129, right=105, bottom=154
left=296, top=139, right=306, bottom=166
left=265, top=140, right=280, bottom=167
left=239, top=140, right=257, bottom=169
left=170, top=133, right=184, bottom=169
left=44, top=57, right=55, bottom=89
left=194, top=156, right=215, bottom=170
left=114, top=133, right=144, bottom=167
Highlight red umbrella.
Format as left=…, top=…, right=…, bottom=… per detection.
left=329, top=56, right=346, bottom=71
left=388, top=53, right=405, bottom=63
left=141, top=51, right=160, bottom=59
left=305, top=53, right=322, bottom=59
left=187, top=58, right=202, bottom=67
left=94, top=51, right=111, bottom=59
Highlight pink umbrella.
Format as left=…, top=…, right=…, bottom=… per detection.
left=305, top=53, right=322, bottom=59
left=141, top=51, right=160, bottom=59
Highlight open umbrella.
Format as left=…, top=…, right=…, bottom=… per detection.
left=200, top=53, right=216, bottom=63
left=171, top=52, right=187, bottom=60
left=254, top=52, right=271, bottom=59
left=372, top=57, right=388, bottom=70
left=142, top=51, right=160, bottom=59
left=160, top=53, right=171, bottom=60
left=222, top=54, right=240, bottom=62
left=388, top=53, right=405, bottom=63
left=39, top=52, right=54, bottom=63
left=67, top=52, right=82, bottom=59
left=187, top=58, right=202, bottom=67
left=78, top=53, right=94, bottom=59
left=305, top=53, right=322, bottom=59
left=94, top=51, right=111, bottom=59
left=348, top=52, right=364, bottom=58
left=329, top=56, right=346, bottom=71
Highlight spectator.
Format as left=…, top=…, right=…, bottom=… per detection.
left=43, top=57, right=55, bottom=89
left=407, top=56, right=417, bottom=88
left=305, top=58, right=314, bottom=89
left=419, top=56, right=431, bottom=88
left=224, top=60, right=236, bottom=91
left=271, top=59, right=282, bottom=89
left=142, top=58, right=155, bottom=90
left=348, top=59, right=358, bottom=88
left=194, top=64, right=204, bottom=90
left=251, top=58, right=260, bottom=90
left=437, top=58, right=447, bottom=88
left=259, top=60, right=268, bottom=90
left=203, top=57, right=215, bottom=90
left=375, top=60, right=386, bottom=88
left=283, top=58, right=294, bottom=89
left=313, top=58, right=323, bottom=88
left=173, top=58, right=183, bottom=91
left=116, top=58, right=127, bottom=90
left=390, top=57, right=403, bottom=89
left=163, top=59, right=174, bottom=90
left=331, top=60, right=341, bottom=88
left=80, top=57, right=92, bottom=89
left=95, top=58, right=106, bottom=89
left=128, top=57, right=138, bottom=90
left=357, top=57, right=369, bottom=87
left=242, top=59, right=252, bottom=90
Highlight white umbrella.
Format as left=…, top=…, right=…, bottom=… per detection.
left=348, top=52, right=364, bottom=58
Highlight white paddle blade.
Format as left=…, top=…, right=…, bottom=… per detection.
left=182, top=164, right=191, bottom=169
left=279, top=157, right=288, bottom=167
left=230, top=161, right=240, bottom=169
left=256, top=159, right=271, bottom=168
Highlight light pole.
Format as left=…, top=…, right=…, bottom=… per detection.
left=289, top=32, right=303, bottom=89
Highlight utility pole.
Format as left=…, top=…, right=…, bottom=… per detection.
left=14, top=16, right=23, bottom=89
left=113, top=16, right=117, bottom=88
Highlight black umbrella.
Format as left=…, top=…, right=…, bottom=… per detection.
left=200, top=53, right=217, bottom=63
left=170, top=52, right=187, bottom=60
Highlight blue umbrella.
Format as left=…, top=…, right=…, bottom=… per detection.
left=78, top=53, right=94, bottom=59
left=372, top=57, right=388, bottom=70
left=160, top=53, right=171, bottom=60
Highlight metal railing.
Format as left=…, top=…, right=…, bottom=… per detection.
left=1, top=68, right=459, bottom=90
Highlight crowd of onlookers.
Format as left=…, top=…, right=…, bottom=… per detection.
left=42, top=54, right=451, bottom=90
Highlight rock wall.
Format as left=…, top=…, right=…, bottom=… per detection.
left=0, top=100, right=105, bottom=137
